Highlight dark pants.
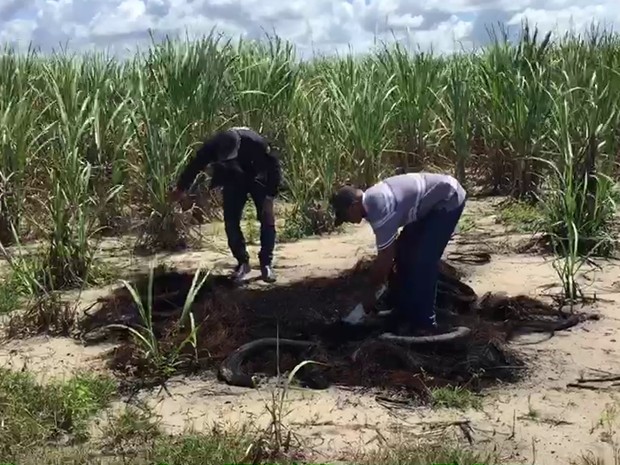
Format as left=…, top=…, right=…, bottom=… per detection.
left=222, top=182, right=276, bottom=267
left=393, top=199, right=465, bottom=330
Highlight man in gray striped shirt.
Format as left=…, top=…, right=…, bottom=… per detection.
left=330, top=173, right=466, bottom=335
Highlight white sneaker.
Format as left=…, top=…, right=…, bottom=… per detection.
left=231, top=262, right=251, bottom=281
left=260, top=265, right=276, bottom=283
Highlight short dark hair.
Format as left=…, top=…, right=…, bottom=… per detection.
left=330, top=185, right=359, bottom=226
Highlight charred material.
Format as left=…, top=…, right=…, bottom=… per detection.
left=80, top=256, right=596, bottom=397
left=217, top=338, right=324, bottom=389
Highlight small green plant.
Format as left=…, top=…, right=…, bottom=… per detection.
left=100, top=404, right=162, bottom=453
left=534, top=72, right=618, bottom=304
left=108, top=263, right=210, bottom=379
left=281, top=200, right=336, bottom=242
left=596, top=402, right=619, bottom=444
left=260, top=360, right=321, bottom=456
left=0, top=238, right=76, bottom=338
left=245, top=332, right=326, bottom=463
left=431, top=386, right=482, bottom=410
left=0, top=270, right=24, bottom=314
left=148, top=429, right=252, bottom=465
left=242, top=202, right=259, bottom=245
left=359, top=441, right=499, bottom=465
left=497, top=199, right=543, bottom=233
left=579, top=402, right=620, bottom=465
left=457, top=214, right=476, bottom=234
left=526, top=394, right=540, bottom=419
left=0, top=233, right=50, bottom=298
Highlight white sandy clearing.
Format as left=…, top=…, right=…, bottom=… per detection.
left=0, top=199, right=619, bottom=464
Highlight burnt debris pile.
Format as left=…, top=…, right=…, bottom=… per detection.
left=80, top=258, right=595, bottom=396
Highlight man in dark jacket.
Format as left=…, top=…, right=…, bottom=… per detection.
left=169, top=127, right=282, bottom=283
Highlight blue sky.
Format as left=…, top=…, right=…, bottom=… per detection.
left=0, top=0, right=617, bottom=57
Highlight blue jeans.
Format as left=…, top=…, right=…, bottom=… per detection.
left=393, top=200, right=465, bottom=330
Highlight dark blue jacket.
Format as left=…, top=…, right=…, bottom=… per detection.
left=176, top=128, right=282, bottom=197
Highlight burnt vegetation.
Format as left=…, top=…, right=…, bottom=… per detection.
left=78, top=256, right=596, bottom=401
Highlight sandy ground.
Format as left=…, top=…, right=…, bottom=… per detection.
left=1, top=198, right=619, bottom=464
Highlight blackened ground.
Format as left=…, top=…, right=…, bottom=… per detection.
left=80, top=258, right=594, bottom=396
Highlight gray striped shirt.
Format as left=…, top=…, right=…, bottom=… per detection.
left=362, top=173, right=466, bottom=251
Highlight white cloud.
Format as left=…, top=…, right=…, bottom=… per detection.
left=508, top=3, right=620, bottom=36
left=0, top=18, right=37, bottom=47
left=0, top=0, right=617, bottom=57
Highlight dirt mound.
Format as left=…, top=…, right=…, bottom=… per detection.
left=79, top=258, right=595, bottom=398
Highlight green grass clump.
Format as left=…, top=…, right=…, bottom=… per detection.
left=8, top=428, right=501, bottom=465
left=497, top=200, right=543, bottom=233
left=7, top=431, right=252, bottom=465
left=456, top=214, right=476, bottom=234
left=109, top=263, right=209, bottom=380
left=431, top=386, right=482, bottom=410
left=97, top=404, right=164, bottom=455
left=0, top=270, right=25, bottom=314
left=0, top=369, right=117, bottom=459
left=360, top=442, right=499, bottom=465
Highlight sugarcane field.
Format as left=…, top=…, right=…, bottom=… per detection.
left=0, top=21, right=619, bottom=465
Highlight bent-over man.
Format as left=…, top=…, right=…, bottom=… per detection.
left=170, top=127, right=282, bottom=283
left=330, top=172, right=466, bottom=335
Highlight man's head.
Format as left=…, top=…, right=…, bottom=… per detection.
left=330, top=185, right=365, bottom=226
left=214, top=129, right=241, bottom=162
left=207, top=129, right=243, bottom=175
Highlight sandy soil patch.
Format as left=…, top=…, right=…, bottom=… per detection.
left=1, top=199, right=618, bottom=464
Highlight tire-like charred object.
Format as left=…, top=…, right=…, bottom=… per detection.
left=437, top=276, right=477, bottom=304
left=352, top=340, right=430, bottom=370
left=378, top=326, right=471, bottom=344
left=218, top=338, right=318, bottom=388
left=507, top=312, right=599, bottom=337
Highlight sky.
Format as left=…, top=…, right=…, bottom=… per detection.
left=0, top=0, right=618, bottom=58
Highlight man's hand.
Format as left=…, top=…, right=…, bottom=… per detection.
left=358, top=242, right=396, bottom=315
left=168, top=187, right=185, bottom=203
left=362, top=294, right=378, bottom=315
left=169, top=187, right=193, bottom=211
left=370, top=245, right=396, bottom=287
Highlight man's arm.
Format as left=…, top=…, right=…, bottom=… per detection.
left=175, top=130, right=240, bottom=192
left=367, top=243, right=396, bottom=288
left=360, top=217, right=399, bottom=313
left=175, top=137, right=218, bottom=193
left=263, top=148, right=282, bottom=198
